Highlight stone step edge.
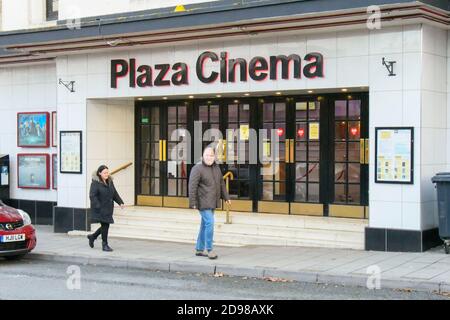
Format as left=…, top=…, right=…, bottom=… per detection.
left=76, top=224, right=364, bottom=241
left=113, top=216, right=367, bottom=233
left=108, top=219, right=365, bottom=234
left=116, top=211, right=369, bottom=226
left=24, top=252, right=449, bottom=295
left=69, top=230, right=364, bottom=249
left=109, top=224, right=365, bottom=240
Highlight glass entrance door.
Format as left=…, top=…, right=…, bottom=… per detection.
left=256, top=94, right=368, bottom=217
left=136, top=101, right=193, bottom=208
left=194, top=100, right=256, bottom=212
left=289, top=97, right=324, bottom=216
left=258, top=98, right=290, bottom=214
left=328, top=95, right=369, bottom=218
left=136, top=93, right=369, bottom=218
left=223, top=100, right=255, bottom=212
left=137, top=103, right=163, bottom=206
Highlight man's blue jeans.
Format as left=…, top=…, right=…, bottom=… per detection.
left=196, top=209, right=214, bottom=252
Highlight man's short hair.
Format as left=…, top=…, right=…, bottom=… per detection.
left=203, top=146, right=216, bottom=154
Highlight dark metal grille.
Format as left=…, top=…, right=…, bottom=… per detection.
left=0, top=220, right=24, bottom=231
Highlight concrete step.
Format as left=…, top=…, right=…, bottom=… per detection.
left=115, top=207, right=367, bottom=232
left=70, top=206, right=366, bottom=250
left=113, top=216, right=363, bottom=243
left=106, top=224, right=364, bottom=249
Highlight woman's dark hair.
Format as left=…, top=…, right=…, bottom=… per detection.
left=96, top=165, right=109, bottom=179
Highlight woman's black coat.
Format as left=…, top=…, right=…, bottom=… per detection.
left=89, top=172, right=124, bottom=224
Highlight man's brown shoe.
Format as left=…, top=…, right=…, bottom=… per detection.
left=207, top=251, right=218, bottom=259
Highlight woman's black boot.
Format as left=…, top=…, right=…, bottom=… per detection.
left=102, top=242, right=113, bottom=252
left=87, top=234, right=95, bottom=248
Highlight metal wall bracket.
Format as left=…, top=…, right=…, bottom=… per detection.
left=58, top=79, right=75, bottom=92
left=382, top=57, right=396, bottom=76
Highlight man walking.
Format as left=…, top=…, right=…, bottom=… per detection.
left=189, top=146, right=231, bottom=259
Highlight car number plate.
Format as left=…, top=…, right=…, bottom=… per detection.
left=1, top=234, right=25, bottom=242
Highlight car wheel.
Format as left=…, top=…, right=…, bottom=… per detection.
left=4, top=254, right=26, bottom=261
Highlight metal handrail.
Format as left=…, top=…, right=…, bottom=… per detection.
left=223, top=171, right=234, bottom=224
left=110, top=162, right=133, bottom=175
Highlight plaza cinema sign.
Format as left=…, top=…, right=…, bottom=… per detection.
left=110, top=51, right=324, bottom=88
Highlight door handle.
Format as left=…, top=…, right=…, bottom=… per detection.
left=360, top=139, right=365, bottom=164
left=290, top=139, right=295, bottom=163
left=163, top=140, right=167, bottom=161
left=159, top=140, right=163, bottom=162
left=364, top=138, right=369, bottom=165
left=285, top=139, right=290, bottom=163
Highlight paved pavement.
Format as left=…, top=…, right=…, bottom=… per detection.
left=20, top=226, right=450, bottom=294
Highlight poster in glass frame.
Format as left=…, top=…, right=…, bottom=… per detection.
left=375, top=127, right=414, bottom=184
left=17, top=154, right=50, bottom=189
left=52, top=154, right=57, bottom=190
left=52, top=111, right=57, bottom=147
left=60, top=131, right=82, bottom=174
left=17, top=112, right=50, bottom=148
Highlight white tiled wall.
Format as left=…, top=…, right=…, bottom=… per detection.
left=419, top=25, right=448, bottom=231
left=0, top=63, right=57, bottom=202
left=86, top=99, right=135, bottom=207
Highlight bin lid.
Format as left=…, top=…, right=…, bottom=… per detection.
left=431, top=172, right=450, bottom=183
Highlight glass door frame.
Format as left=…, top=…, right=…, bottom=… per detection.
left=256, top=96, right=291, bottom=214
left=326, top=92, right=369, bottom=218
left=135, top=100, right=194, bottom=208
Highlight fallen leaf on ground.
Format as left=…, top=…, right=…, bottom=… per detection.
left=264, top=277, right=292, bottom=283
left=395, top=288, right=414, bottom=293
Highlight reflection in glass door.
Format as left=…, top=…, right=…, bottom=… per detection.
left=329, top=96, right=369, bottom=218
left=334, top=100, right=361, bottom=204
left=223, top=101, right=255, bottom=212
left=293, top=100, right=321, bottom=203
left=166, top=103, right=189, bottom=197
left=289, top=98, right=324, bottom=216
left=137, top=102, right=192, bottom=207
left=197, top=102, right=221, bottom=153
left=258, top=99, right=289, bottom=214
left=139, top=106, right=160, bottom=196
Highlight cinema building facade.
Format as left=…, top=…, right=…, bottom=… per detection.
left=0, top=0, right=449, bottom=252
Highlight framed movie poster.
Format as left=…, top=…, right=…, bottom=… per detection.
left=60, top=131, right=82, bottom=174
left=17, top=154, right=50, bottom=189
left=375, top=127, right=414, bottom=184
left=17, top=112, right=50, bottom=148
left=52, top=154, right=57, bottom=190
left=52, top=111, right=57, bottom=147
left=0, top=165, right=8, bottom=186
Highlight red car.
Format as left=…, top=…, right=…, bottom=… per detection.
left=0, top=200, right=36, bottom=260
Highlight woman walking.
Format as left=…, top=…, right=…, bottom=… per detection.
left=87, top=165, right=124, bottom=252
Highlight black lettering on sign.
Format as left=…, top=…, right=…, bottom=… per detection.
left=154, top=64, right=171, bottom=86
left=249, top=57, right=268, bottom=81
left=270, top=54, right=301, bottom=80
left=172, top=62, right=189, bottom=85
left=137, top=65, right=153, bottom=87
left=196, top=51, right=219, bottom=84
left=110, top=59, right=128, bottom=88
left=303, top=52, right=324, bottom=78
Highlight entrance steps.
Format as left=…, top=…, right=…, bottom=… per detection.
left=69, top=206, right=368, bottom=250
